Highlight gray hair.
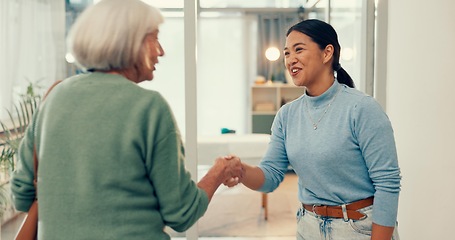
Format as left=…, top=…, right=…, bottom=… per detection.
left=67, top=0, right=164, bottom=71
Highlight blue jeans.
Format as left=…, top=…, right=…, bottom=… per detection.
left=296, top=205, right=400, bottom=240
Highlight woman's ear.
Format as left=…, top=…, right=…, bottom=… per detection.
left=322, top=44, right=335, bottom=64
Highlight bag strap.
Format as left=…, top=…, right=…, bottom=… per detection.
left=33, top=146, right=38, bottom=190
left=32, top=80, right=63, bottom=193
left=43, top=80, right=62, bottom=99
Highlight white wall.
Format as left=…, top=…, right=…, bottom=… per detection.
left=387, top=0, right=455, bottom=239
left=140, top=15, right=254, bottom=137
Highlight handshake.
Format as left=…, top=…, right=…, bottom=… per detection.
left=214, top=155, right=244, bottom=187
left=198, top=155, right=245, bottom=200
left=198, top=154, right=260, bottom=200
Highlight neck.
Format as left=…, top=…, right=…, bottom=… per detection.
left=306, top=75, right=335, bottom=97
left=99, top=68, right=140, bottom=83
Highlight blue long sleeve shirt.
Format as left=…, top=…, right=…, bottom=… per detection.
left=258, top=80, right=401, bottom=227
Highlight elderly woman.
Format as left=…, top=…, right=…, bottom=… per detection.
left=11, top=0, right=242, bottom=239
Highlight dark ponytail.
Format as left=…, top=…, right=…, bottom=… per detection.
left=335, top=66, right=355, bottom=88
left=286, top=19, right=355, bottom=88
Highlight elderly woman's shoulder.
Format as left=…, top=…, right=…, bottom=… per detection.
left=129, top=84, right=170, bottom=107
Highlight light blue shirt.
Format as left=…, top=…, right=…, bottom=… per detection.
left=258, top=80, right=401, bottom=227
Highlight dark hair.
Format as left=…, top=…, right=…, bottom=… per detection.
left=286, top=19, right=355, bottom=88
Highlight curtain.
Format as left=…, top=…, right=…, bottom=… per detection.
left=0, top=0, right=59, bottom=119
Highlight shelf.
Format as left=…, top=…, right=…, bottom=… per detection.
left=252, top=111, right=276, bottom=115
left=250, top=83, right=305, bottom=134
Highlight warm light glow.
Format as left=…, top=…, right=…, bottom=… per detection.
left=341, top=47, right=354, bottom=61
left=65, top=53, right=75, bottom=63
left=265, top=47, right=280, bottom=61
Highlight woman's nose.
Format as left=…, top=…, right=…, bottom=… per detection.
left=157, top=42, right=164, bottom=56
left=285, top=55, right=297, bottom=67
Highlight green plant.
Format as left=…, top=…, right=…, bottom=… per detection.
left=0, top=81, right=42, bottom=218
left=1, top=104, right=39, bottom=170
left=0, top=92, right=41, bottom=171
left=0, top=183, right=10, bottom=218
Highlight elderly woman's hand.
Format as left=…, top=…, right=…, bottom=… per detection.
left=197, top=155, right=243, bottom=200
left=214, top=155, right=243, bottom=181
left=217, top=155, right=243, bottom=187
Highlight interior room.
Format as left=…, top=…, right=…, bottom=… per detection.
left=1, top=0, right=455, bottom=239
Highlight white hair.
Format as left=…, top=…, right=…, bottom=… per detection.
left=67, top=0, right=164, bottom=71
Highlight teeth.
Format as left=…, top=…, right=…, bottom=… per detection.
left=292, top=69, right=298, bottom=73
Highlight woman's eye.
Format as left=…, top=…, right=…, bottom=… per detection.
left=295, top=47, right=303, bottom=52
left=284, top=51, right=289, bottom=56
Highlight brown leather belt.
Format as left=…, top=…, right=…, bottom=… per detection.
left=302, top=197, right=373, bottom=220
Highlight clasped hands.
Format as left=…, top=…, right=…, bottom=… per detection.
left=214, top=155, right=244, bottom=187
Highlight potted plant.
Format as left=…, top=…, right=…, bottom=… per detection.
left=0, top=81, right=42, bottom=222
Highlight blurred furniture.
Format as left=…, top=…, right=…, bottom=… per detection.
left=197, top=134, right=270, bottom=165
left=251, top=83, right=305, bottom=134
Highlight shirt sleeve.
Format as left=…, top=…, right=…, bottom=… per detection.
left=258, top=106, right=290, bottom=193
left=354, top=96, right=401, bottom=227
left=143, top=95, right=209, bottom=232
left=11, top=120, right=37, bottom=212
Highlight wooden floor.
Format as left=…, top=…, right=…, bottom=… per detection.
left=167, top=170, right=299, bottom=238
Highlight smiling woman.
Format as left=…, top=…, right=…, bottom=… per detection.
left=237, top=19, right=401, bottom=240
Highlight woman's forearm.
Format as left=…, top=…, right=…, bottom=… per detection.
left=240, top=163, right=265, bottom=190
left=197, top=169, right=224, bottom=201
left=371, top=223, right=394, bottom=240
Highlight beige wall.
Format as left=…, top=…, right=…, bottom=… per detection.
left=387, top=0, right=455, bottom=239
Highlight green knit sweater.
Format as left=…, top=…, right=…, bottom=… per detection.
left=11, top=72, right=209, bottom=240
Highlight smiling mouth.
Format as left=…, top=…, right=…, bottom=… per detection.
left=290, top=68, right=300, bottom=76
